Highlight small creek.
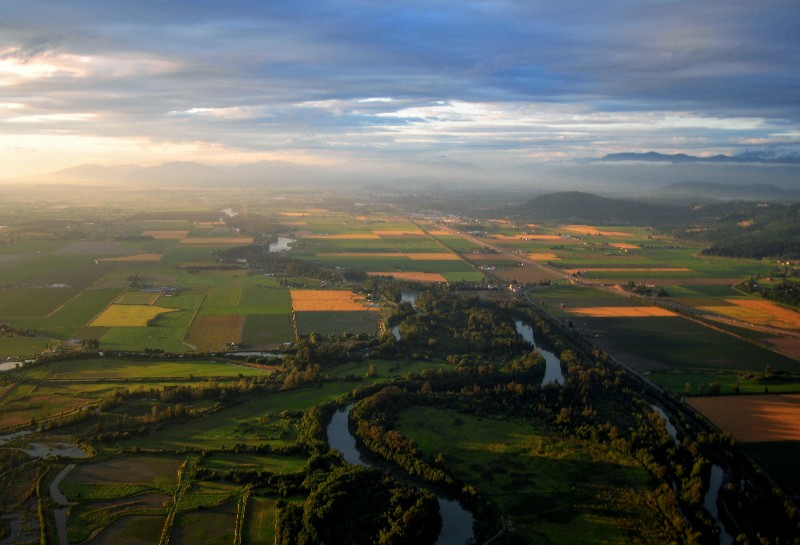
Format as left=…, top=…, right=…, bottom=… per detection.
left=401, top=291, right=419, bottom=306
left=51, top=464, right=75, bottom=545
left=650, top=405, right=733, bottom=544
left=650, top=404, right=679, bottom=444
left=514, top=321, right=565, bottom=385
left=327, top=405, right=474, bottom=545
left=703, top=465, right=734, bottom=545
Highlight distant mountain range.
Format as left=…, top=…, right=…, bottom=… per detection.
left=599, top=151, right=800, bottom=164
left=40, top=158, right=492, bottom=189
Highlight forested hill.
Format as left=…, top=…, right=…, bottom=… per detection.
left=700, top=202, right=800, bottom=259
left=510, top=191, right=800, bottom=259
left=510, top=191, right=678, bottom=225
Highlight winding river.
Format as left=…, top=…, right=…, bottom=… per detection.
left=514, top=321, right=565, bottom=385
left=326, top=406, right=474, bottom=545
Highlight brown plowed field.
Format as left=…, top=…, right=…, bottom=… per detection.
left=570, top=306, right=676, bottom=317
left=561, top=225, right=632, bottom=237
left=687, top=394, right=800, bottom=442
left=367, top=271, right=448, bottom=283
left=290, top=289, right=378, bottom=311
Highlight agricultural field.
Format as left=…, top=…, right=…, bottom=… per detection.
left=685, top=394, right=800, bottom=442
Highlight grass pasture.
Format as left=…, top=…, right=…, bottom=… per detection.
left=172, top=499, right=237, bottom=545
left=63, top=456, right=183, bottom=500
left=0, top=334, right=52, bottom=357
left=118, top=381, right=359, bottom=451
left=295, top=310, right=382, bottom=337
left=584, top=316, right=798, bottom=376
left=114, top=291, right=161, bottom=305
left=242, top=314, right=296, bottom=346
left=243, top=497, right=277, bottom=545
left=0, top=287, right=82, bottom=316
left=32, top=358, right=269, bottom=380
left=396, top=406, right=658, bottom=545
left=0, top=383, right=91, bottom=427
left=85, top=514, right=166, bottom=545
left=200, top=452, right=306, bottom=473
left=184, top=314, right=243, bottom=351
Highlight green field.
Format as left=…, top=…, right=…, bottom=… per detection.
left=33, top=358, right=270, bottom=380
left=583, top=316, right=797, bottom=373
left=242, top=313, right=296, bottom=346
left=243, top=497, right=277, bottom=545
left=295, top=310, right=382, bottom=337
left=117, top=381, right=359, bottom=451
left=397, top=406, right=656, bottom=544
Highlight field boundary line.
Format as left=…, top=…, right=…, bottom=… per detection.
left=46, top=266, right=119, bottom=318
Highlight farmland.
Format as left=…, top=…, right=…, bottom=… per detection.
left=0, top=186, right=799, bottom=545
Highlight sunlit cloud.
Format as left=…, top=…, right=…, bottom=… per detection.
left=0, top=0, right=796, bottom=178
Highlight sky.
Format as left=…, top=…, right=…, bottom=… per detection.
left=1, top=0, right=799, bottom=178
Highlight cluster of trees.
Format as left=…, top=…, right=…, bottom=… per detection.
left=216, top=244, right=337, bottom=281
left=623, top=281, right=669, bottom=297
left=390, top=291, right=529, bottom=361
left=737, top=279, right=800, bottom=308
left=274, top=466, right=440, bottom=545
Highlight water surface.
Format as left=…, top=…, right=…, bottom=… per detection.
left=326, top=406, right=474, bottom=545
left=514, top=320, right=565, bottom=385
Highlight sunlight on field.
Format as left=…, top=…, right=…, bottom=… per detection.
left=564, top=268, right=690, bottom=274
left=687, top=394, right=800, bottom=442
left=699, top=299, right=800, bottom=330
left=142, top=230, right=189, bottom=239
left=98, top=253, right=163, bottom=262
left=367, top=271, right=448, bottom=282
left=608, top=243, right=640, bottom=250
left=316, top=252, right=405, bottom=257
left=302, top=233, right=381, bottom=239
left=178, top=237, right=254, bottom=245
left=528, top=252, right=561, bottom=260
left=404, top=252, right=460, bottom=261
left=570, top=306, right=676, bottom=317
left=290, top=289, right=379, bottom=311
left=561, top=225, right=632, bottom=237
left=490, top=234, right=563, bottom=241
left=371, top=229, right=425, bottom=236
left=90, top=304, right=179, bottom=326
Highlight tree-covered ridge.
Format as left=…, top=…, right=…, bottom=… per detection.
left=511, top=191, right=800, bottom=259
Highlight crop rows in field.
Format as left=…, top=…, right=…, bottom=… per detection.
left=184, top=314, right=243, bottom=351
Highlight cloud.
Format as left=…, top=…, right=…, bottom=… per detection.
left=0, top=0, right=798, bottom=177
